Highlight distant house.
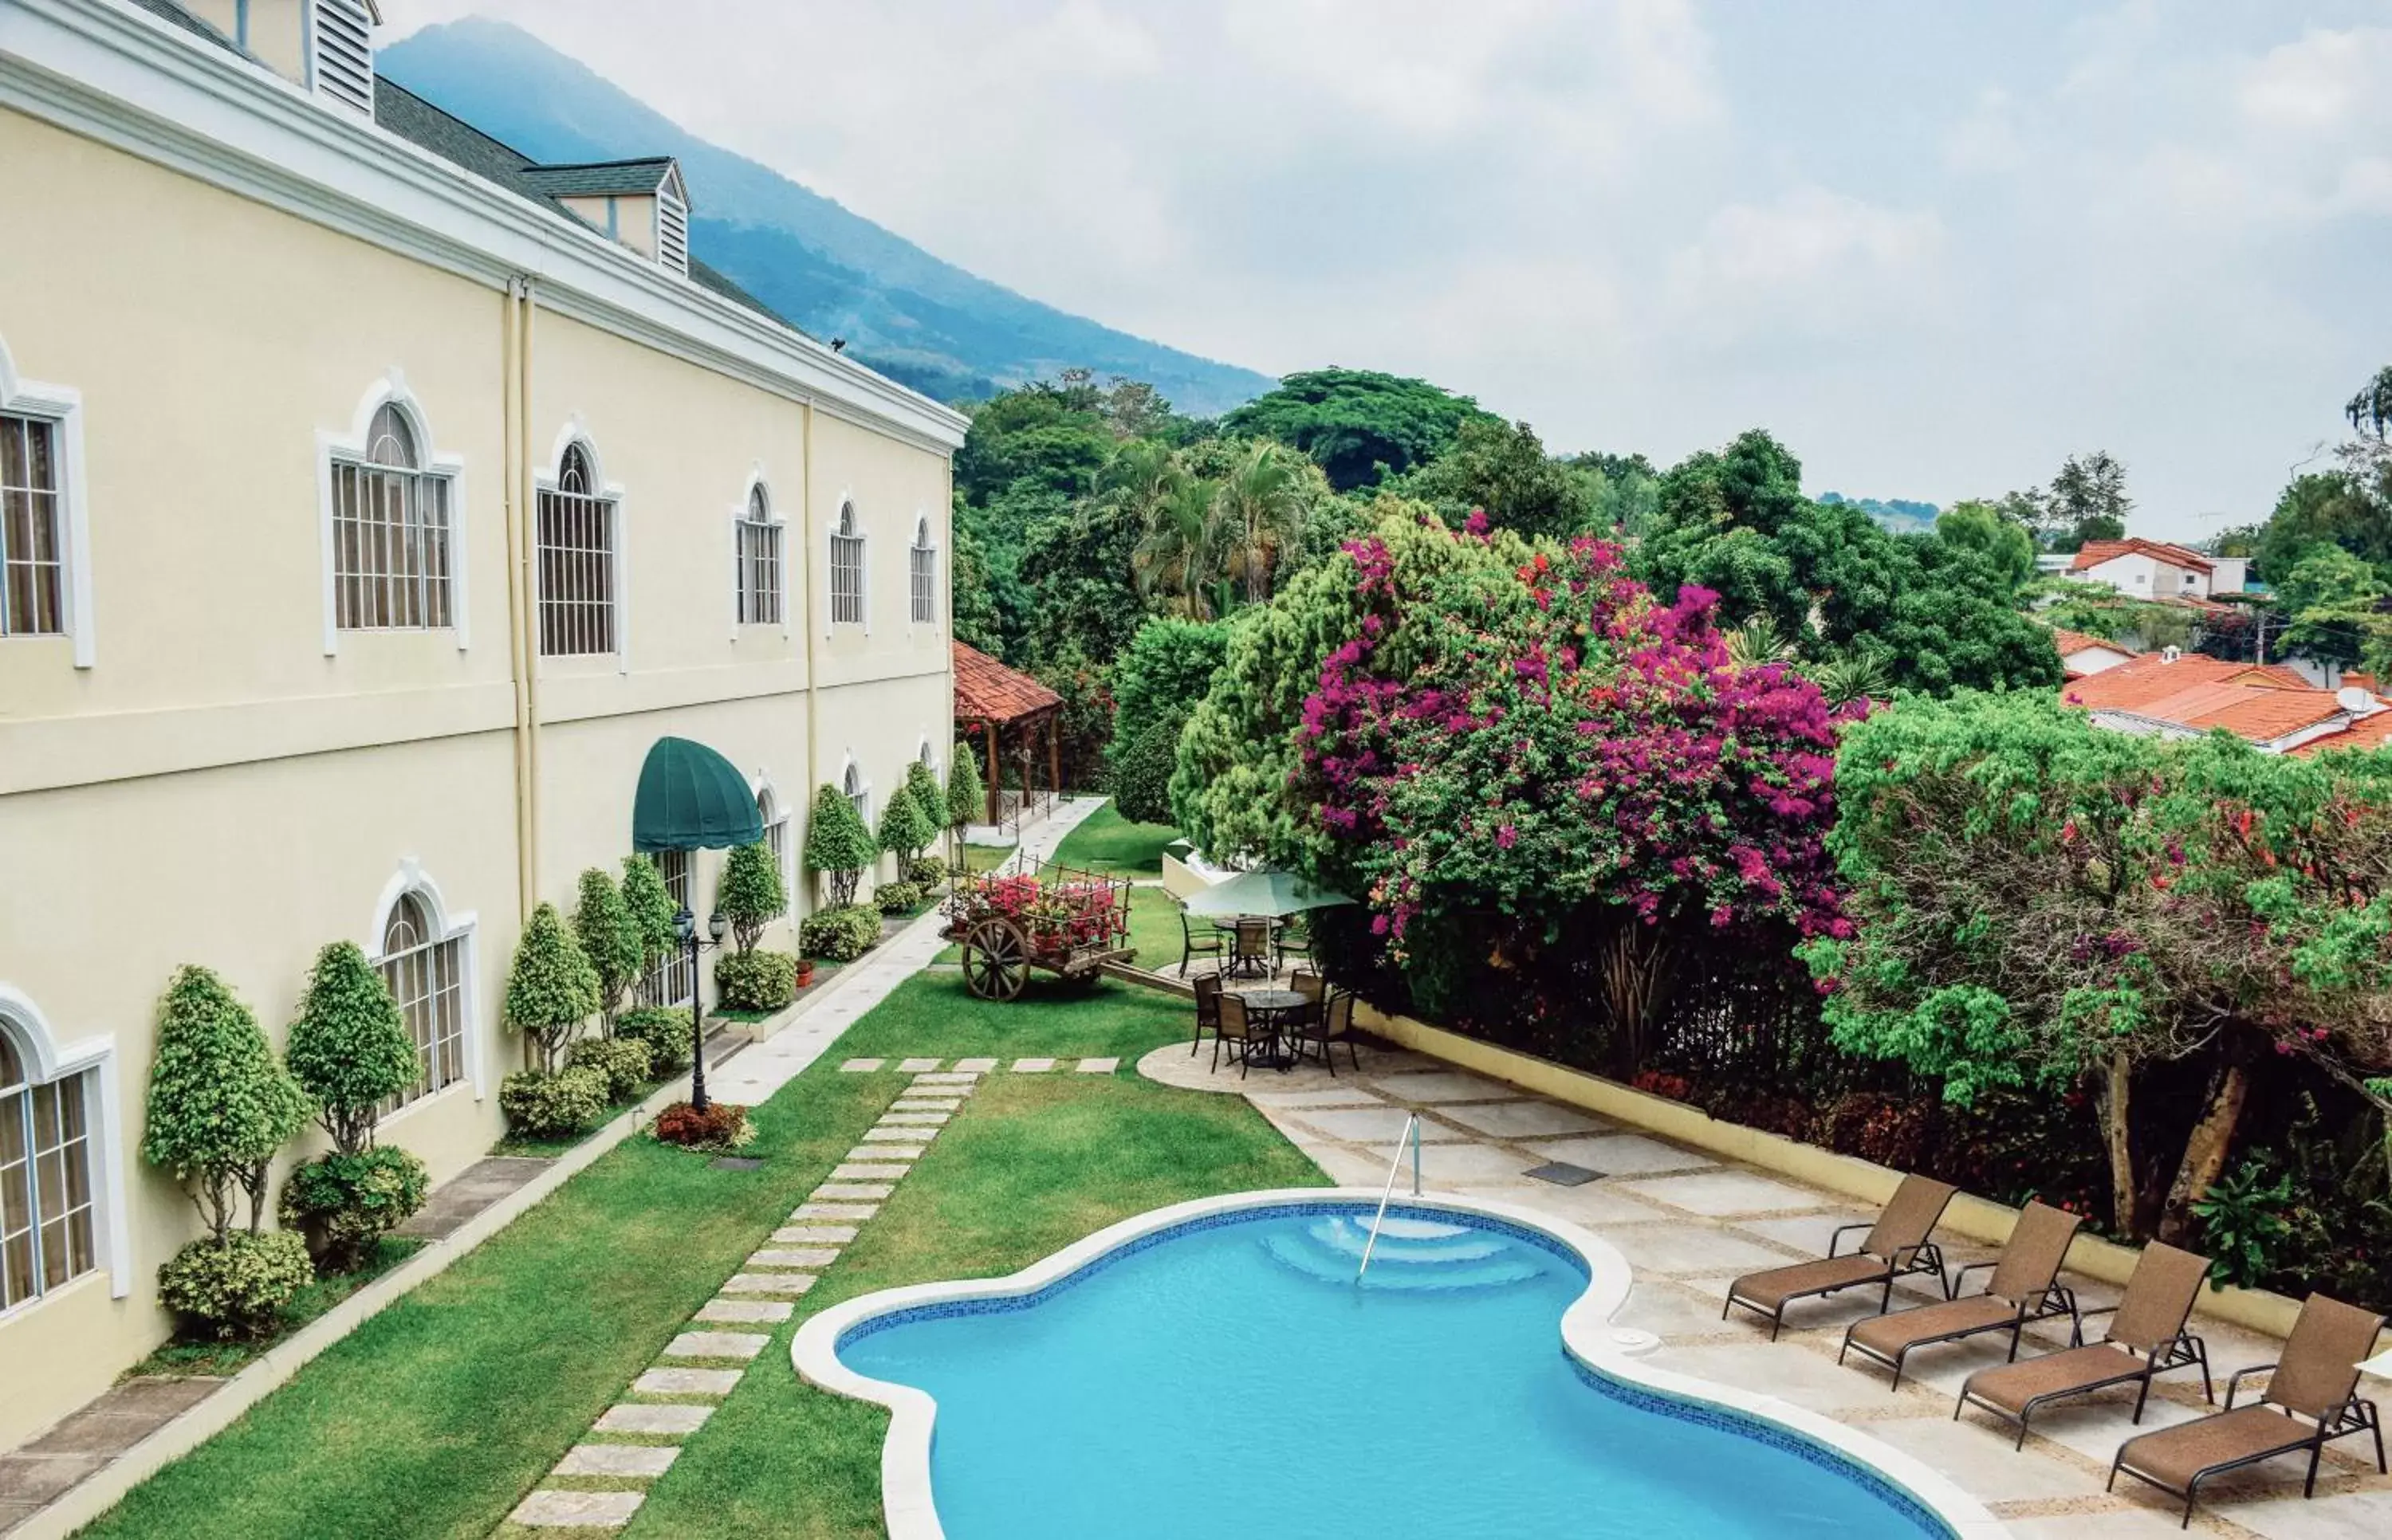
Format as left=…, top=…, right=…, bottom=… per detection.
left=2069, top=539, right=2223, bottom=601
left=2060, top=650, right=2385, bottom=754
left=2050, top=628, right=2138, bottom=679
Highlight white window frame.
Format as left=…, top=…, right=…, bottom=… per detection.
left=842, top=755, right=871, bottom=828
left=828, top=497, right=867, bottom=633
left=317, top=371, right=468, bottom=655
left=0, top=984, right=130, bottom=1308
left=364, top=861, right=483, bottom=1108
left=534, top=421, right=628, bottom=671
left=730, top=470, right=788, bottom=637
left=908, top=512, right=938, bottom=628
left=755, top=776, right=793, bottom=898
left=0, top=333, right=93, bottom=668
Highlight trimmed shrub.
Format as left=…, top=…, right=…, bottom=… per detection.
left=620, top=854, right=679, bottom=979
left=566, top=1035, right=654, bottom=1103
left=905, top=853, right=950, bottom=888
left=573, top=866, right=643, bottom=1020
left=876, top=784, right=936, bottom=866
left=616, top=1005, right=694, bottom=1075
left=504, top=902, right=600, bottom=1074
left=499, top=1066, right=610, bottom=1140
left=903, top=760, right=944, bottom=848
left=799, top=903, right=881, bottom=962
left=652, top=1100, right=753, bottom=1151
left=805, top=784, right=876, bottom=908
left=143, top=966, right=310, bottom=1241
left=718, top=839, right=787, bottom=953
left=278, top=1147, right=430, bottom=1271
left=946, top=742, right=985, bottom=831
left=714, top=949, right=798, bottom=1012
left=875, top=879, right=924, bottom=916
left=158, top=1230, right=314, bottom=1340
left=1107, top=710, right=1185, bottom=827
left=284, top=941, right=419, bottom=1158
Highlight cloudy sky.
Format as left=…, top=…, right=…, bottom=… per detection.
left=385, top=2, right=2392, bottom=539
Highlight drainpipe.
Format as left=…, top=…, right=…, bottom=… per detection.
left=801, top=399, right=819, bottom=915
left=509, top=277, right=543, bottom=916
left=499, top=277, right=536, bottom=920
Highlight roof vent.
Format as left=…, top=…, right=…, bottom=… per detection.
left=2160, top=646, right=2182, bottom=663
left=309, top=0, right=376, bottom=117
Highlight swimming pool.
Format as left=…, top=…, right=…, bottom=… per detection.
left=795, top=1190, right=2006, bottom=1540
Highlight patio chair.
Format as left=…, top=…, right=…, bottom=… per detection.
left=1230, top=918, right=1273, bottom=980
left=2108, top=1294, right=2386, bottom=1528
left=1188, top=972, right=1224, bottom=1059
left=1839, top=1200, right=2084, bottom=1390
left=1177, top=909, right=1224, bottom=979
left=1212, top=992, right=1269, bottom=1078
left=1299, top=991, right=1361, bottom=1074
left=1290, top=969, right=1326, bottom=1003
left=1956, top=1241, right=2213, bottom=1448
left=1722, top=1173, right=1958, bottom=1341
left=1276, top=915, right=1314, bottom=972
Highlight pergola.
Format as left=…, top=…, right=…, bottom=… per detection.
left=953, top=641, right=1063, bottom=824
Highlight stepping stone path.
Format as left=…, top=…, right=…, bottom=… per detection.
left=503, top=1067, right=986, bottom=1530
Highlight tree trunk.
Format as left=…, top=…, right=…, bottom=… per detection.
left=1596, top=925, right=1674, bottom=1080
left=2157, top=1059, right=2251, bottom=1246
left=2096, top=1052, right=2138, bottom=1239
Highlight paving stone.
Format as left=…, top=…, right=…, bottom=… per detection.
left=889, top=1097, right=962, bottom=1110
left=879, top=1111, right=949, bottom=1125
left=0, top=1453, right=105, bottom=1504
left=862, top=1126, right=933, bottom=1142
left=1285, top=1106, right=1478, bottom=1144
left=953, top=1057, right=999, bottom=1072
left=662, top=1330, right=768, bottom=1361
left=1432, top=1099, right=1612, bottom=1139
left=1367, top=1069, right=1521, bottom=1104
left=1521, top=1132, right=1718, bottom=1176
left=719, top=1271, right=817, bottom=1295
left=911, top=1071, right=979, bottom=1084
left=596, top=1402, right=716, bottom=1435
left=845, top=1145, right=922, bottom=1163
left=557, top=1442, right=681, bottom=1478
left=1615, top=1169, right=1827, bottom=1218
left=1013, top=1057, right=1056, bottom=1072
left=792, top=1201, right=879, bottom=1220
left=1076, top=1057, right=1120, bottom=1073
left=832, top=1163, right=911, bottom=1180
left=774, top=1224, right=859, bottom=1243
left=695, top=1298, right=793, bottom=1325
left=749, top=1246, right=840, bottom=1269
left=510, top=1489, right=645, bottom=1527
left=631, top=1367, right=742, bottom=1397
left=838, top=1059, right=885, bottom=1072
left=898, top=1058, right=942, bottom=1071
left=812, top=1182, right=895, bottom=1200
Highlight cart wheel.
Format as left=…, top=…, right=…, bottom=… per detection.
left=962, top=917, right=1029, bottom=1002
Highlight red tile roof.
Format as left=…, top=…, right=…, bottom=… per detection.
left=2050, top=628, right=2135, bottom=658
left=2125, top=682, right=2346, bottom=741
left=2292, top=711, right=2392, bottom=756
left=2060, top=651, right=2311, bottom=713
left=2071, top=538, right=2213, bottom=573
left=953, top=641, right=1061, bottom=724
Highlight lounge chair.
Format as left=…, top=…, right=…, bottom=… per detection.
left=1177, top=910, right=1223, bottom=978
left=2109, top=1294, right=2386, bottom=1528
left=1299, top=992, right=1361, bottom=1074
left=1722, top=1174, right=1957, bottom=1340
left=1211, top=993, right=1261, bottom=1077
left=1839, top=1200, right=2083, bottom=1389
left=1957, top=1240, right=2213, bottom=1448
left=1187, top=972, right=1224, bottom=1059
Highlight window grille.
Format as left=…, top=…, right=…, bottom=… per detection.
left=333, top=404, right=453, bottom=631
left=379, top=894, right=466, bottom=1111
left=537, top=444, right=616, bottom=657
left=759, top=788, right=791, bottom=890
left=0, top=412, right=63, bottom=638
left=844, top=762, right=870, bottom=826
left=829, top=502, right=865, bottom=627
left=909, top=517, right=937, bottom=625
left=0, top=1036, right=97, bottom=1313
left=310, top=0, right=375, bottom=116
left=736, top=485, right=782, bottom=626
left=657, top=185, right=690, bottom=276
left=637, top=850, right=696, bottom=1008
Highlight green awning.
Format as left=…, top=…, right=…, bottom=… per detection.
left=631, top=737, right=765, bottom=853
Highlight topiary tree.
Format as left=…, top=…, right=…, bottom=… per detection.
left=718, top=839, right=786, bottom=954
left=283, top=941, right=419, bottom=1156
left=503, top=902, right=600, bottom=1074
left=620, top=854, right=679, bottom=985
left=573, top=866, right=643, bottom=1025
left=946, top=741, right=985, bottom=854
left=805, top=782, right=876, bottom=907
left=876, top=784, right=936, bottom=873
left=143, top=965, right=310, bottom=1240
left=903, top=760, right=944, bottom=860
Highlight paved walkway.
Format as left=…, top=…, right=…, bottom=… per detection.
left=990, top=794, right=1107, bottom=877
left=1139, top=1042, right=2392, bottom=1540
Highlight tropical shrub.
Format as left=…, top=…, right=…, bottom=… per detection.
left=157, top=1230, right=313, bottom=1340
left=620, top=854, right=679, bottom=980
left=903, top=760, right=945, bottom=854
left=653, top=1100, right=752, bottom=1151
left=565, top=1035, right=653, bottom=1102
left=1106, top=617, right=1227, bottom=823
left=573, top=866, right=643, bottom=1021
left=875, top=879, right=924, bottom=916
left=283, top=941, right=419, bottom=1157
left=503, top=902, right=600, bottom=1074
left=2193, top=1156, right=2297, bottom=1289
left=799, top=904, right=881, bottom=962
left=714, top=949, right=799, bottom=1012
left=805, top=783, right=876, bottom=907
left=278, top=1147, right=429, bottom=1271
left=946, top=741, right=985, bottom=831
left=905, top=853, right=950, bottom=887
left=876, top=784, right=937, bottom=869
left=1107, top=712, right=1184, bottom=827
left=143, top=966, right=310, bottom=1241
left=718, top=839, right=787, bottom=953
left=499, top=1066, right=610, bottom=1140
left=616, top=1004, right=693, bottom=1074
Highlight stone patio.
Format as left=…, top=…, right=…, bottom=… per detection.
left=1139, top=1040, right=2392, bottom=1538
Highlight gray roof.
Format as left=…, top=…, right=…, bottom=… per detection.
left=521, top=159, right=679, bottom=200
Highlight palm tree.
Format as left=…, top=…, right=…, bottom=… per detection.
left=1724, top=615, right=1796, bottom=668
left=1131, top=473, right=1219, bottom=619
left=1209, top=441, right=1308, bottom=604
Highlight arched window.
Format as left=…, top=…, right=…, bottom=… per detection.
left=829, top=501, right=865, bottom=627
left=331, top=400, right=456, bottom=632
left=736, top=483, right=783, bottom=627
left=909, top=513, right=937, bottom=626
left=918, top=739, right=937, bottom=770
left=844, top=760, right=871, bottom=825
left=377, top=890, right=468, bottom=1110
left=537, top=442, right=617, bottom=657
left=757, top=784, right=790, bottom=887
left=1, top=1025, right=98, bottom=1311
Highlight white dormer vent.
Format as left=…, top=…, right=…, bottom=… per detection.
left=309, top=0, right=376, bottom=116
left=657, top=174, right=690, bottom=277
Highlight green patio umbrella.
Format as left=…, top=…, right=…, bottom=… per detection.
left=1180, top=870, right=1355, bottom=919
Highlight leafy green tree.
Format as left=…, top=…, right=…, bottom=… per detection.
left=2256, top=473, right=2392, bottom=584
left=503, top=902, right=600, bottom=1074
left=1016, top=475, right=1150, bottom=667
left=572, top=866, right=643, bottom=1024
left=283, top=941, right=419, bottom=1157
left=805, top=782, right=877, bottom=907
left=717, top=841, right=787, bottom=955
left=143, top=966, right=310, bottom=1240
left=1107, top=617, right=1228, bottom=823
left=620, top=855, right=678, bottom=984
left=2043, top=450, right=2133, bottom=551
left=1220, top=368, right=1493, bottom=492
left=947, top=740, right=986, bottom=832
left=2031, top=578, right=2193, bottom=652
left=2347, top=363, right=2392, bottom=442
left=1208, top=439, right=1318, bottom=603
left=2276, top=544, right=2392, bottom=670
left=1396, top=417, right=1599, bottom=540
left=875, top=784, right=936, bottom=869
left=903, top=758, right=944, bottom=847
left=1936, top=499, right=2036, bottom=589
left=1575, top=450, right=1663, bottom=537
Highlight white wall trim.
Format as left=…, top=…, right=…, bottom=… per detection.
left=0, top=982, right=132, bottom=1299
left=534, top=420, right=628, bottom=674
left=317, top=367, right=469, bottom=655
left=364, top=859, right=487, bottom=1102
left=0, top=330, right=96, bottom=668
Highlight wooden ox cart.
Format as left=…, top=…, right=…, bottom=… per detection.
left=942, top=864, right=1135, bottom=1001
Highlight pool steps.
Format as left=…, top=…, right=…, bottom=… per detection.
left=1262, top=1216, right=1542, bottom=1292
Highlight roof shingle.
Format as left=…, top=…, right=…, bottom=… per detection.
left=2071, top=538, right=2213, bottom=574
left=953, top=642, right=1060, bottom=724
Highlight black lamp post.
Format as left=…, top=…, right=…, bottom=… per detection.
left=673, top=904, right=731, bottom=1111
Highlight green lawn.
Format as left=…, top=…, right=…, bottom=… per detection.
left=958, top=841, right=1015, bottom=873
left=84, top=972, right=1312, bottom=1540
left=1045, top=801, right=1179, bottom=874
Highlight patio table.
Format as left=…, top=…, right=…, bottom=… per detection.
left=1232, top=988, right=1308, bottom=1071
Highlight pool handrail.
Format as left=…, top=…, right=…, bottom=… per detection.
left=1356, top=1112, right=1423, bottom=1282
